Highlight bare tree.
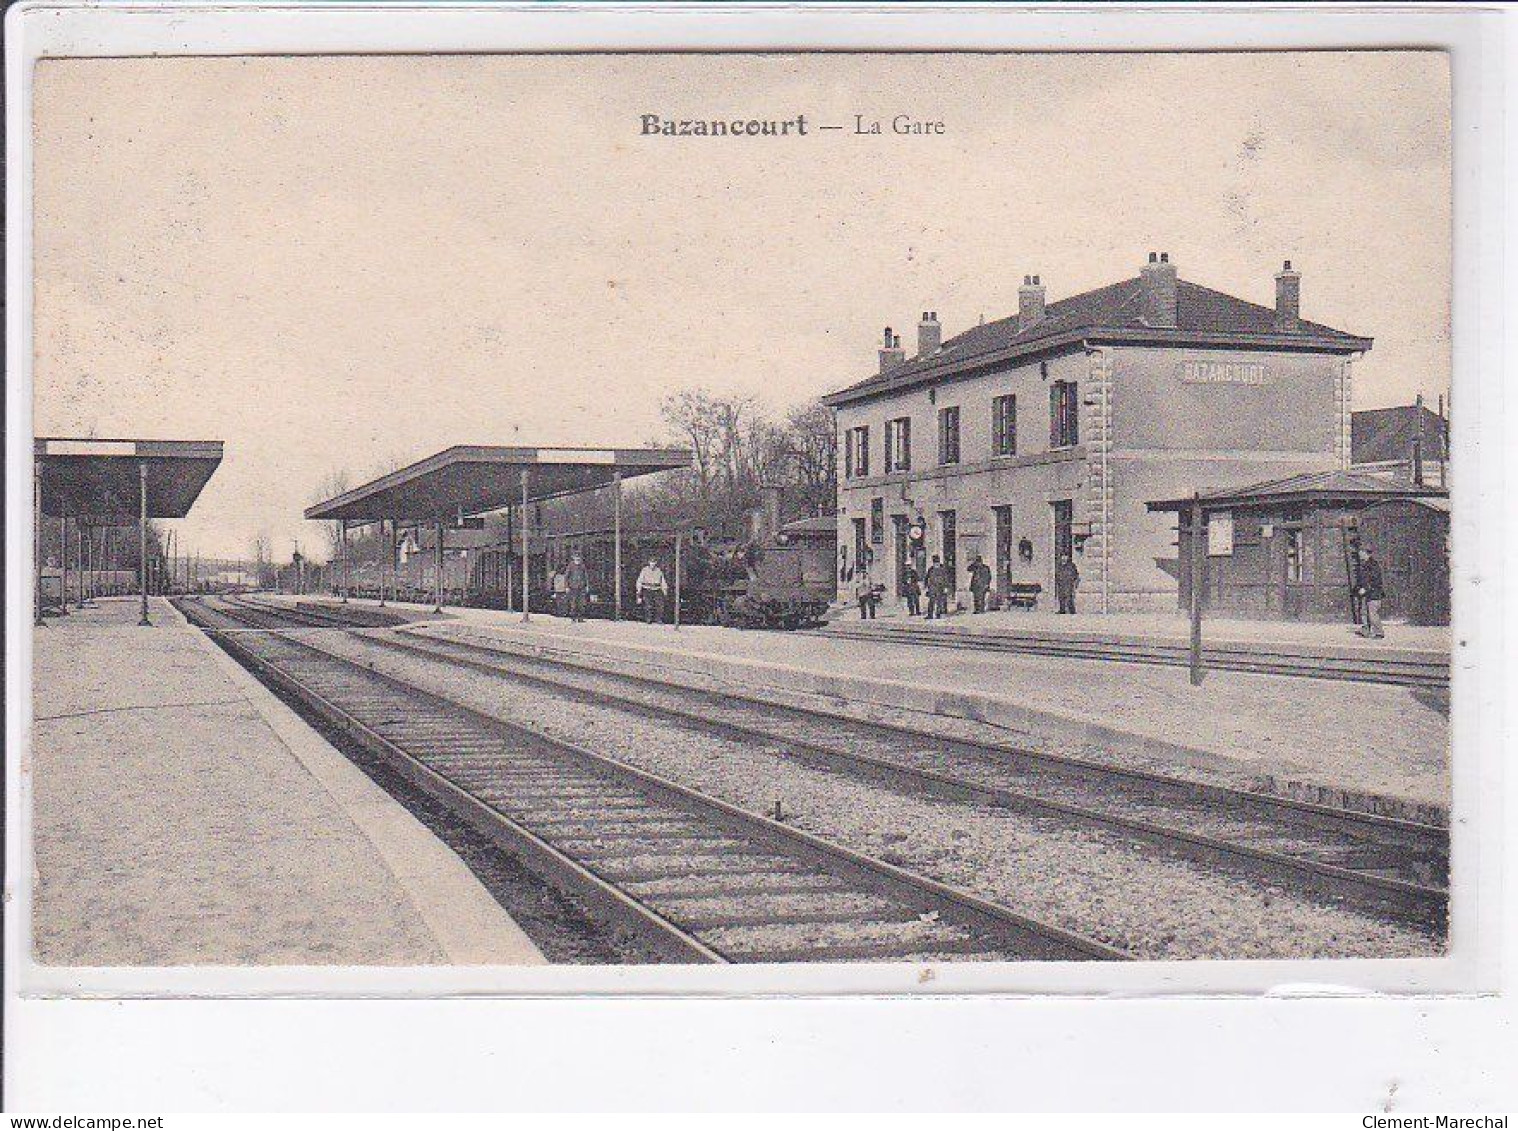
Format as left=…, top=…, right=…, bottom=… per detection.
left=309, top=467, right=353, bottom=562
left=782, top=399, right=837, bottom=516
left=249, top=529, right=274, bottom=589
left=659, top=389, right=725, bottom=500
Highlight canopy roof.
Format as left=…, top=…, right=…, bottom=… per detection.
left=304, top=445, right=692, bottom=523
left=34, top=438, right=224, bottom=520
left=1146, top=469, right=1447, bottom=513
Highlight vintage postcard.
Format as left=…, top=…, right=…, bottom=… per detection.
left=17, top=41, right=1464, bottom=992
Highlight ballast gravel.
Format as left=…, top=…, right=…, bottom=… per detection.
left=304, top=630, right=1441, bottom=961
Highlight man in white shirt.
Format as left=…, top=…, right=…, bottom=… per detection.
left=635, top=557, right=669, bottom=624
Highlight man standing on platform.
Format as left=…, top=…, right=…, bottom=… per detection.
left=968, top=554, right=992, bottom=614
left=565, top=550, right=590, bottom=623
left=1355, top=547, right=1386, bottom=639
left=924, top=555, right=949, bottom=620
left=636, top=556, right=669, bottom=624
left=900, top=561, right=922, bottom=616
left=1055, top=554, right=1080, bottom=615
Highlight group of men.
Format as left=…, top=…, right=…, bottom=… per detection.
left=856, top=556, right=952, bottom=620
left=857, top=551, right=1082, bottom=620
left=549, top=551, right=672, bottom=624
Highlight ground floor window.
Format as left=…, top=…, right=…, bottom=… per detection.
left=939, top=509, right=957, bottom=588
left=851, top=517, right=868, bottom=579
left=1284, top=527, right=1304, bottom=583
left=1051, top=499, right=1074, bottom=564
left=993, top=505, right=1013, bottom=593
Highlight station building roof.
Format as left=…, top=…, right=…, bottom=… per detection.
left=304, top=445, right=693, bottom=523
left=1145, top=469, right=1448, bottom=513
left=824, top=269, right=1374, bottom=409
left=34, top=437, right=224, bottom=519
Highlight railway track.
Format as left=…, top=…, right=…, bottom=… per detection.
left=813, top=621, right=1450, bottom=690
left=342, top=621, right=1449, bottom=934
left=180, top=597, right=1127, bottom=964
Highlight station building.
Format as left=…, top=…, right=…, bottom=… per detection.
left=1351, top=400, right=1450, bottom=489
left=821, top=253, right=1373, bottom=613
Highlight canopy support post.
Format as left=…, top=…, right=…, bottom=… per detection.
left=78, top=521, right=90, bottom=608
left=340, top=519, right=350, bottom=603
left=613, top=470, right=623, bottom=621
left=434, top=519, right=444, bottom=613
left=58, top=496, right=70, bottom=617
left=138, top=461, right=152, bottom=626
left=1188, top=493, right=1205, bottom=686
left=520, top=469, right=531, bottom=623
left=379, top=519, right=389, bottom=607
left=34, top=463, right=46, bottom=627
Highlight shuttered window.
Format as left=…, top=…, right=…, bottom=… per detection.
left=1050, top=381, right=1079, bottom=448
left=845, top=425, right=871, bottom=479
left=885, top=417, right=912, bottom=472
left=992, top=394, right=1017, bottom=457
left=937, top=406, right=961, bottom=466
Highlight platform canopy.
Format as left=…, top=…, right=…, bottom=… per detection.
left=303, top=445, right=693, bottom=524
left=34, top=438, right=225, bottom=519
left=1146, top=469, right=1447, bottom=514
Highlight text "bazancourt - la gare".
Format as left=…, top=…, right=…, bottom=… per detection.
left=640, top=113, right=946, bottom=137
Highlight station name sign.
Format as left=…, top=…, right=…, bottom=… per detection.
left=1177, top=360, right=1270, bottom=386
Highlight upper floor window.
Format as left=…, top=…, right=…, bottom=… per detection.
left=1050, top=380, right=1079, bottom=448
left=938, top=405, right=961, bottom=466
left=992, top=394, right=1017, bottom=457
left=884, top=417, right=912, bottom=472
left=844, top=424, right=871, bottom=479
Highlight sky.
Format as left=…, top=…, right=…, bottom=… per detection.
left=32, top=51, right=1451, bottom=560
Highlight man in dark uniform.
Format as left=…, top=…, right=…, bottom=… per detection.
left=968, top=554, right=993, bottom=614
left=1055, top=554, right=1079, bottom=615
left=924, top=555, right=949, bottom=620
left=900, top=561, right=922, bottom=616
left=1356, top=547, right=1386, bottom=639
left=565, top=550, right=590, bottom=622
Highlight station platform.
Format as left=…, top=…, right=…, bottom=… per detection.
left=29, top=596, right=545, bottom=966
left=277, top=595, right=1449, bottom=824
left=818, top=604, right=1450, bottom=658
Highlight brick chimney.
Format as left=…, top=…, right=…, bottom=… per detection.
left=1274, top=259, right=1302, bottom=331
left=1140, top=251, right=1178, bottom=328
left=878, top=326, right=905, bottom=373
left=1018, top=275, right=1046, bottom=332
left=916, top=311, right=942, bottom=358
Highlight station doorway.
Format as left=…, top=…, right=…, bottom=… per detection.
left=893, top=515, right=911, bottom=600
left=1051, top=499, right=1074, bottom=569
left=994, top=505, right=1013, bottom=593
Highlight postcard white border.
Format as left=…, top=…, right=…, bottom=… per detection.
left=5, top=0, right=1513, bottom=1108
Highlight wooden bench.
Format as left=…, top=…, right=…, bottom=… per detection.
left=999, top=582, right=1042, bottom=610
